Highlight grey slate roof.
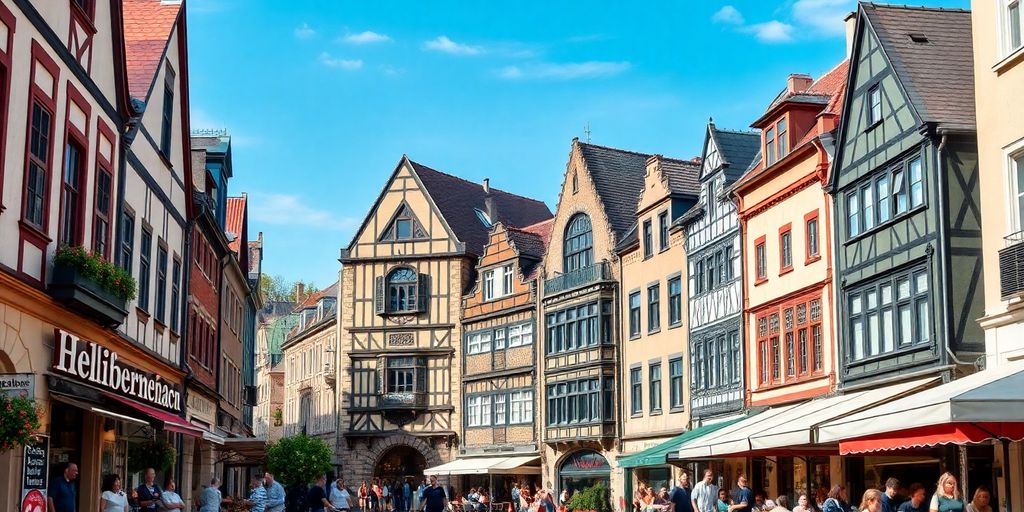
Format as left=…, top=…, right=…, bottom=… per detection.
left=863, top=3, right=975, bottom=130
left=710, top=127, right=761, bottom=181
left=577, top=142, right=651, bottom=241
left=410, top=161, right=553, bottom=256
left=507, top=228, right=546, bottom=260
left=661, top=158, right=701, bottom=196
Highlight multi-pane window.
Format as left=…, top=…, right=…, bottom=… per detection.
left=467, top=395, right=491, bottom=427
left=668, top=277, right=682, bottom=326
left=694, top=260, right=705, bottom=294
left=757, top=297, right=823, bottom=386
left=848, top=266, right=930, bottom=362
left=493, top=328, right=506, bottom=350
left=170, top=259, right=181, bottom=332
left=868, top=85, right=882, bottom=125
left=546, top=378, right=613, bottom=425
left=764, top=118, right=789, bottom=166
left=155, top=245, right=168, bottom=323
left=765, top=127, right=776, bottom=167
left=546, top=301, right=612, bottom=354
left=695, top=246, right=733, bottom=294
left=780, top=229, right=792, bottom=270
left=806, top=216, right=819, bottom=259
left=1004, top=0, right=1022, bottom=53
left=755, top=241, right=767, bottom=280
left=658, top=211, right=669, bottom=251
left=691, top=330, right=740, bottom=392
left=630, top=367, right=642, bottom=415
left=494, top=394, right=507, bottom=425
left=508, top=323, right=533, bottom=347
left=776, top=118, right=788, bottom=161
left=385, top=357, right=422, bottom=393
left=643, top=220, right=653, bottom=258
left=647, top=284, right=660, bottom=332
left=629, top=292, right=641, bottom=337
left=380, top=205, right=424, bottom=241
left=24, top=102, right=52, bottom=228
left=564, top=214, right=593, bottom=272
left=60, top=142, right=85, bottom=247
left=669, top=358, right=684, bottom=409
left=649, top=363, right=662, bottom=412
left=467, top=330, right=493, bottom=355
left=386, top=267, right=418, bottom=312
left=484, top=264, right=514, bottom=300
left=93, top=170, right=112, bottom=258
left=510, top=390, right=534, bottom=423
left=139, top=228, right=152, bottom=311
left=846, top=155, right=924, bottom=240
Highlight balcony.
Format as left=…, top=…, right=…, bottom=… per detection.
left=379, top=391, right=428, bottom=410
left=48, top=263, right=129, bottom=327
left=544, top=262, right=612, bottom=297
left=999, top=232, right=1024, bottom=299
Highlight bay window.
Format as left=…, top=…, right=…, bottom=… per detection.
left=547, top=377, right=613, bottom=426
left=546, top=300, right=612, bottom=354
left=846, top=265, right=931, bottom=364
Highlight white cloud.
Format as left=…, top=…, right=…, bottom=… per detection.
left=792, top=0, right=853, bottom=36
left=423, top=36, right=483, bottom=56
left=318, top=52, right=363, bottom=70
left=342, top=31, right=391, bottom=45
left=379, top=64, right=405, bottom=76
left=712, top=5, right=745, bottom=25
left=294, top=23, right=316, bottom=39
left=743, top=21, right=796, bottom=43
left=249, top=193, right=359, bottom=231
left=498, top=61, right=631, bottom=81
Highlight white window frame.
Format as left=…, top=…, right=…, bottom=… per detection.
left=494, top=394, right=507, bottom=425
left=467, top=331, right=493, bottom=355
left=483, top=264, right=514, bottom=301
left=1004, top=137, right=1024, bottom=234
left=1000, top=0, right=1024, bottom=57
left=484, top=269, right=496, bottom=300
left=508, top=322, right=533, bottom=348
left=479, top=395, right=492, bottom=426
left=494, top=328, right=506, bottom=350
left=503, top=264, right=514, bottom=296
left=467, top=396, right=482, bottom=427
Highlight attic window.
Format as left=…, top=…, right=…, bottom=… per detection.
left=908, top=33, right=929, bottom=43
left=474, top=208, right=492, bottom=228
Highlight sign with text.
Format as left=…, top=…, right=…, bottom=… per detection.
left=22, top=436, right=48, bottom=509
left=186, top=391, right=217, bottom=426
left=0, top=373, right=34, bottom=398
left=51, top=329, right=182, bottom=412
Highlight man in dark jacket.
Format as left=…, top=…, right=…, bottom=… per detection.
left=136, top=468, right=163, bottom=512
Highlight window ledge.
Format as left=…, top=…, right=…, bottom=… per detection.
left=136, top=307, right=151, bottom=323
left=754, top=277, right=768, bottom=287
left=668, top=321, right=683, bottom=330
left=153, top=319, right=167, bottom=334
left=647, top=328, right=661, bottom=336
left=779, top=266, right=794, bottom=277
left=630, top=412, right=643, bottom=419
left=993, top=46, right=1024, bottom=75
left=669, top=406, right=686, bottom=414
left=805, top=255, right=821, bottom=265
left=659, top=246, right=670, bottom=254
left=629, top=333, right=642, bottom=341
left=844, top=203, right=927, bottom=245
left=649, top=409, right=663, bottom=417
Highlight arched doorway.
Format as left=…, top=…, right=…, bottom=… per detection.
left=558, top=450, right=610, bottom=495
left=373, top=445, right=427, bottom=482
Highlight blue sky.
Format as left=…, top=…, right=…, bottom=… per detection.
left=186, top=0, right=968, bottom=287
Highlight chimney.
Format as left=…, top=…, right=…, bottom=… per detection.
left=482, top=178, right=490, bottom=194
left=296, top=282, right=305, bottom=301
left=787, top=74, right=814, bottom=94
left=845, top=11, right=857, bottom=58
left=483, top=178, right=497, bottom=224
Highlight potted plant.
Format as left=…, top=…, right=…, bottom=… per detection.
left=50, top=245, right=136, bottom=326
left=0, top=395, right=42, bottom=454
left=266, top=434, right=331, bottom=486
left=127, top=437, right=176, bottom=473
left=567, top=484, right=611, bottom=512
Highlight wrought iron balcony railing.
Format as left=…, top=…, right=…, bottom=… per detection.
left=544, top=262, right=612, bottom=297
left=999, top=232, right=1024, bottom=299
left=378, top=391, right=429, bottom=409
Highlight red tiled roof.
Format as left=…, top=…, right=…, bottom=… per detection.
left=510, top=218, right=554, bottom=281
left=294, top=281, right=340, bottom=312
left=519, top=218, right=553, bottom=250
left=122, top=0, right=181, bottom=101
left=225, top=196, right=247, bottom=254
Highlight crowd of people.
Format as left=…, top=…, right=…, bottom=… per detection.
left=637, top=469, right=994, bottom=512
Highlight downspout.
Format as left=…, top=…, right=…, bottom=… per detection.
left=935, top=134, right=972, bottom=369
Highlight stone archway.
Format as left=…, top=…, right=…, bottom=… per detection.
left=373, top=445, right=427, bottom=482
left=345, top=433, right=446, bottom=485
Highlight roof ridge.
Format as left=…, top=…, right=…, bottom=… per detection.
left=660, top=156, right=701, bottom=166
left=408, top=158, right=548, bottom=206
left=578, top=141, right=653, bottom=159
left=863, top=2, right=970, bottom=14
left=713, top=127, right=759, bottom=136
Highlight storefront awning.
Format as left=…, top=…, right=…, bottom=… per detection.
left=819, top=362, right=1024, bottom=454
left=425, top=456, right=541, bottom=476
left=50, top=380, right=202, bottom=438
left=675, top=406, right=798, bottom=460
left=219, top=437, right=269, bottom=464
left=618, top=418, right=745, bottom=469
left=105, top=393, right=203, bottom=437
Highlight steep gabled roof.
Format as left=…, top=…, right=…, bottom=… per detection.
left=225, top=195, right=246, bottom=254
left=862, top=3, right=975, bottom=131
left=410, top=160, right=552, bottom=256
left=577, top=142, right=651, bottom=240
left=507, top=218, right=553, bottom=280
left=660, top=158, right=702, bottom=196
left=122, top=0, right=181, bottom=102
left=704, top=125, right=761, bottom=182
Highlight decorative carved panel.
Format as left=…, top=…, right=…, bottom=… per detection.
left=388, top=332, right=415, bottom=346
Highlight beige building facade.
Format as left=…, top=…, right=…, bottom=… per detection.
left=254, top=303, right=295, bottom=442
left=615, top=154, right=699, bottom=497
left=336, top=156, right=550, bottom=486
left=972, top=0, right=1024, bottom=509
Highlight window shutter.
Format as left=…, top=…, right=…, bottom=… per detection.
left=375, top=276, right=385, bottom=315
left=417, top=273, right=430, bottom=313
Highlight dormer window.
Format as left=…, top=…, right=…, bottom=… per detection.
left=474, top=208, right=492, bottom=228
left=765, top=117, right=788, bottom=166
left=380, top=203, right=426, bottom=241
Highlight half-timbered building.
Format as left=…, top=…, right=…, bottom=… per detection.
left=538, top=140, right=653, bottom=497
left=614, top=154, right=699, bottom=499
left=452, top=219, right=551, bottom=491
left=679, top=122, right=759, bottom=423
left=337, top=156, right=550, bottom=486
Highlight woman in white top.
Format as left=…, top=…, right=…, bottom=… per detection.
left=159, top=478, right=186, bottom=511
left=332, top=478, right=354, bottom=511
left=100, top=474, right=129, bottom=512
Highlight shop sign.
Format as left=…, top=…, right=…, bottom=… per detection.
left=560, top=451, right=610, bottom=474
left=186, top=391, right=217, bottom=426
left=51, top=329, right=182, bottom=412
left=21, top=436, right=48, bottom=511
left=0, top=373, right=35, bottom=398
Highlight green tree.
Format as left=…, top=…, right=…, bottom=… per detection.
left=260, top=274, right=290, bottom=302
left=266, top=434, right=332, bottom=485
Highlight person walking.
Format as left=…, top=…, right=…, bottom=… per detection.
left=692, top=469, right=720, bottom=512
left=822, top=486, right=849, bottom=512
left=331, top=478, right=354, bottom=512
left=861, top=490, right=884, bottom=512
left=159, top=477, right=186, bottom=511
left=420, top=475, right=450, bottom=512
left=244, top=475, right=268, bottom=512
left=670, top=473, right=694, bottom=512
left=308, top=475, right=331, bottom=512
left=198, top=478, right=223, bottom=512
left=403, top=480, right=413, bottom=512
left=361, top=482, right=371, bottom=512
left=898, top=485, right=927, bottom=512
left=929, top=473, right=964, bottom=512
left=882, top=479, right=900, bottom=512
left=266, top=473, right=287, bottom=512
left=100, top=474, right=129, bottom=512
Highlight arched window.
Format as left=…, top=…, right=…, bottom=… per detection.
left=564, top=214, right=593, bottom=272
left=387, top=267, right=418, bottom=312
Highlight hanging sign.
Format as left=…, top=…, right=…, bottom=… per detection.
left=21, top=435, right=49, bottom=512
left=0, top=373, right=34, bottom=398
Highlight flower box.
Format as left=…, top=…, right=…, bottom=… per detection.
left=49, top=263, right=129, bottom=327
